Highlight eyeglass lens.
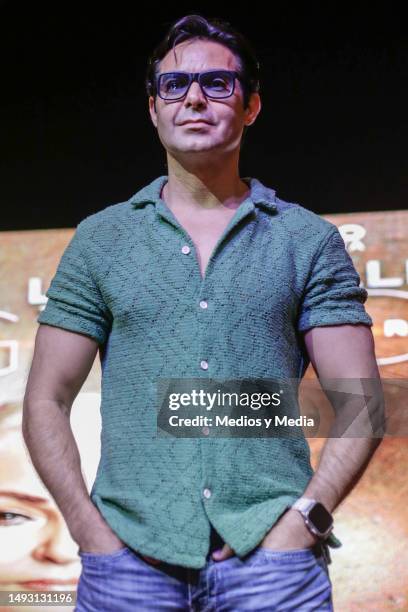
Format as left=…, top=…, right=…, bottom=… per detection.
left=159, top=71, right=235, bottom=99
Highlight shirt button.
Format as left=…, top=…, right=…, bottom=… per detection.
left=199, top=300, right=208, bottom=309
left=202, top=426, right=210, bottom=436
left=200, top=360, right=209, bottom=370
left=181, top=245, right=191, bottom=255
left=203, top=488, right=212, bottom=499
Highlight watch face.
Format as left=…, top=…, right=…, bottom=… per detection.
left=309, top=503, right=333, bottom=532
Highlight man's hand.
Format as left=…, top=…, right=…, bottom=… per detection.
left=75, top=507, right=162, bottom=565
left=258, top=509, right=319, bottom=550
left=75, top=513, right=127, bottom=555
left=211, top=509, right=318, bottom=561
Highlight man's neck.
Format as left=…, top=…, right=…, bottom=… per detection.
left=161, top=160, right=250, bottom=214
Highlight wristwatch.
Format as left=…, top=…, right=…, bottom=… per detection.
left=291, top=497, right=334, bottom=539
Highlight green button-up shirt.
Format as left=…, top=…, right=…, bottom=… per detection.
left=37, top=175, right=373, bottom=568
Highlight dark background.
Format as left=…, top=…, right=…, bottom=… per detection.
left=1, top=1, right=407, bottom=230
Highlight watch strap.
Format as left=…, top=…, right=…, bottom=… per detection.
left=291, top=497, right=317, bottom=514
left=326, top=532, right=342, bottom=548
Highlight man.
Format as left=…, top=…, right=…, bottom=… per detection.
left=23, top=14, right=384, bottom=611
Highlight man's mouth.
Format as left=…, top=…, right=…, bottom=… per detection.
left=179, top=120, right=213, bottom=125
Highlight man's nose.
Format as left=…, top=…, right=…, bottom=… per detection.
left=183, top=81, right=207, bottom=107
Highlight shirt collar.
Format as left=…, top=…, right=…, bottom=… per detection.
left=130, top=176, right=277, bottom=213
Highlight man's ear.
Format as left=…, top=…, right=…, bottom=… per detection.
left=244, top=92, right=262, bottom=126
left=148, top=96, right=158, bottom=128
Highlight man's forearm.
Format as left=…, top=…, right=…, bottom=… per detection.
left=303, top=380, right=385, bottom=513
left=303, top=436, right=383, bottom=513
left=22, top=399, right=104, bottom=542
left=257, top=435, right=383, bottom=554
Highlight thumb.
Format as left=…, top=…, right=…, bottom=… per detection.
left=212, top=543, right=235, bottom=561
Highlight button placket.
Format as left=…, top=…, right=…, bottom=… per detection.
left=190, top=208, right=257, bottom=517
left=198, top=296, right=209, bottom=372
left=197, top=274, right=212, bottom=375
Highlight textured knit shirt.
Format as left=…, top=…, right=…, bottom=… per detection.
left=37, top=175, right=373, bottom=569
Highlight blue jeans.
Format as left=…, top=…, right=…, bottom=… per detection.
left=75, top=530, right=333, bottom=611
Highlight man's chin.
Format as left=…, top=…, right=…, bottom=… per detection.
left=169, top=143, right=224, bottom=158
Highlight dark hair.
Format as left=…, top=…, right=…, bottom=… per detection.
left=145, top=14, right=260, bottom=111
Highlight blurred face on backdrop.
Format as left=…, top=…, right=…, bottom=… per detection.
left=0, top=406, right=80, bottom=603
left=148, top=38, right=261, bottom=165
left=0, top=396, right=101, bottom=611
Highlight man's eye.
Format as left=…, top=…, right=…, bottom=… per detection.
left=208, top=78, right=229, bottom=90
left=164, top=79, right=185, bottom=92
left=0, top=511, right=32, bottom=526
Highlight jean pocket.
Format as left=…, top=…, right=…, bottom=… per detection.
left=258, top=545, right=316, bottom=557
left=243, top=545, right=318, bottom=568
left=78, top=546, right=131, bottom=564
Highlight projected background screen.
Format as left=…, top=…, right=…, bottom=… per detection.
left=0, top=209, right=407, bottom=611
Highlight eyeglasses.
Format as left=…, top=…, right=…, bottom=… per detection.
left=156, top=70, right=241, bottom=101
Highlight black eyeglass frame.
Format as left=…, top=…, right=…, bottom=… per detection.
left=155, top=70, right=242, bottom=101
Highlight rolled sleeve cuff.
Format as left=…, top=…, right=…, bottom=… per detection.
left=37, top=300, right=109, bottom=345
left=298, top=302, right=374, bottom=332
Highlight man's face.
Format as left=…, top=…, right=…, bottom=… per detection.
left=148, top=39, right=261, bottom=158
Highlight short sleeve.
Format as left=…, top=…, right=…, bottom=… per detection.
left=37, top=224, right=112, bottom=345
left=297, top=225, right=373, bottom=332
